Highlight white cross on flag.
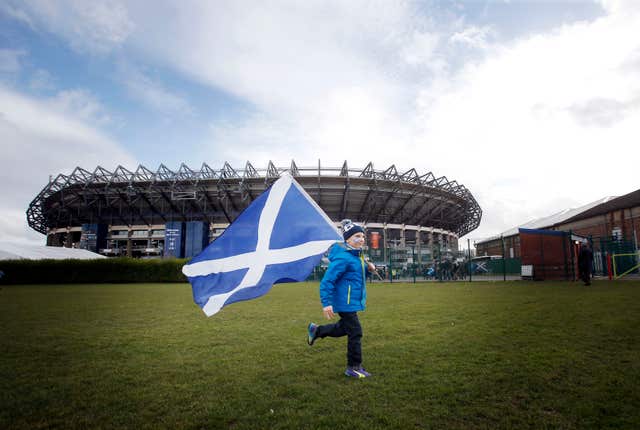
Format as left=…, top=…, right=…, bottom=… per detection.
left=182, top=173, right=342, bottom=316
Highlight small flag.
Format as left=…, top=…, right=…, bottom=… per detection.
left=182, top=173, right=342, bottom=316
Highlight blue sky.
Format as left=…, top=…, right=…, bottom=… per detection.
left=1, top=0, right=639, bottom=245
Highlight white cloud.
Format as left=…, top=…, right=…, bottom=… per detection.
left=29, top=69, right=55, bottom=91
left=567, top=96, right=640, bottom=127
left=123, top=1, right=639, bottom=242
left=5, top=0, right=639, bottom=245
left=417, top=5, right=640, bottom=240
left=0, top=86, right=136, bottom=244
left=0, top=49, right=26, bottom=73
left=3, top=0, right=134, bottom=54
left=123, top=1, right=446, bottom=173
left=402, top=32, right=441, bottom=66
left=117, top=62, right=193, bottom=115
left=599, top=0, right=637, bottom=14
left=47, top=89, right=113, bottom=125
left=0, top=209, right=42, bottom=244
left=450, top=25, right=493, bottom=50
left=0, top=3, right=35, bottom=29
left=127, top=1, right=430, bottom=112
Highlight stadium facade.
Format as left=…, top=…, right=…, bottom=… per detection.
left=27, top=161, right=482, bottom=265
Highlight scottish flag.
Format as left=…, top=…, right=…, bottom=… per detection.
left=182, top=173, right=342, bottom=316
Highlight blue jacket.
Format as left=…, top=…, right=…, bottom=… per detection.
left=319, top=242, right=369, bottom=312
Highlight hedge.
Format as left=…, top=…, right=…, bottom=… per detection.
left=0, top=258, right=189, bottom=284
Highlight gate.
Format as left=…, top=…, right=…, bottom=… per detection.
left=597, top=236, right=638, bottom=278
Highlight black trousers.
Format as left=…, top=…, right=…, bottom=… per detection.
left=579, top=265, right=592, bottom=285
left=316, top=312, right=362, bottom=367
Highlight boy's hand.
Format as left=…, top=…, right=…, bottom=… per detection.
left=367, top=262, right=376, bottom=272
left=323, top=305, right=335, bottom=319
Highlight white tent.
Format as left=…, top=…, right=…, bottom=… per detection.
left=0, top=242, right=106, bottom=260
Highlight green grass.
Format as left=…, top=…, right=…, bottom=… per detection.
left=1, top=281, right=640, bottom=429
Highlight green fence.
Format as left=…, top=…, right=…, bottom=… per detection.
left=308, top=246, right=522, bottom=283
left=470, top=258, right=522, bottom=280
left=595, top=236, right=638, bottom=277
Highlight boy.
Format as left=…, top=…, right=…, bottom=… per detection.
left=307, top=221, right=375, bottom=378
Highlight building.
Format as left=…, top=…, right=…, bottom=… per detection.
left=476, top=188, right=640, bottom=269
left=27, top=160, right=482, bottom=265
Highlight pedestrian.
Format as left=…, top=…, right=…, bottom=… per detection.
left=307, top=220, right=375, bottom=378
left=578, top=241, right=593, bottom=286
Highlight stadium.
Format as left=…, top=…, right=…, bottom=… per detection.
left=27, top=160, right=482, bottom=266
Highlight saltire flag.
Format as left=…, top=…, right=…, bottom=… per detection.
left=182, top=173, right=342, bottom=316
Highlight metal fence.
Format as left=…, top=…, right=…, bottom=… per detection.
left=307, top=244, right=522, bottom=283
left=308, top=234, right=639, bottom=283
left=595, top=236, right=639, bottom=278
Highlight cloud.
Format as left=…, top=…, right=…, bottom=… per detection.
left=0, top=86, right=136, bottom=244
left=29, top=69, right=55, bottom=91
left=116, top=62, right=193, bottom=115
left=46, top=88, right=114, bottom=125
left=5, top=0, right=639, bottom=245
left=3, top=0, right=134, bottom=54
left=127, top=2, right=436, bottom=112
left=402, top=31, right=441, bottom=66
left=122, top=1, right=638, bottom=242
left=450, top=25, right=493, bottom=50
left=122, top=1, right=453, bottom=173
left=0, top=3, right=35, bottom=29
left=416, top=5, right=640, bottom=240
left=599, top=0, right=638, bottom=14
left=567, top=96, right=640, bottom=127
left=0, top=49, right=26, bottom=73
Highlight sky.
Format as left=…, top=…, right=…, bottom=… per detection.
left=1, top=0, right=639, bottom=247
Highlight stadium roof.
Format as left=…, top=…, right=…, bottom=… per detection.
left=0, top=242, right=106, bottom=260
left=476, top=196, right=617, bottom=244
left=27, top=160, right=482, bottom=237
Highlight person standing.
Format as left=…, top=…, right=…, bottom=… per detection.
left=578, top=241, right=593, bottom=286
left=307, top=221, right=375, bottom=378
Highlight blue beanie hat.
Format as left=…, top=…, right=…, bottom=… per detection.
left=342, top=222, right=364, bottom=241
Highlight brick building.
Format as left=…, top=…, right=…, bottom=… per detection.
left=476, top=188, right=640, bottom=258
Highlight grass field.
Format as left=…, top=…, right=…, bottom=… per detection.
left=2, top=281, right=640, bottom=429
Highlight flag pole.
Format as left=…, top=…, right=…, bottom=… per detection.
left=365, top=256, right=384, bottom=281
